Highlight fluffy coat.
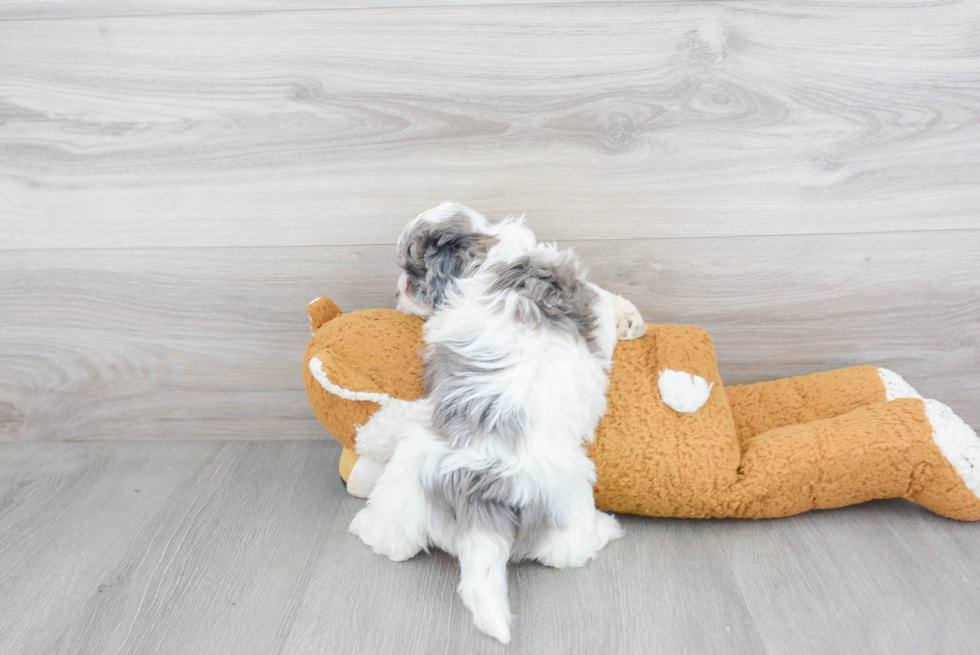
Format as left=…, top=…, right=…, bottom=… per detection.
left=349, top=203, right=644, bottom=643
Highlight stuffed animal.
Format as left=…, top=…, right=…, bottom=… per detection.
left=303, top=296, right=980, bottom=521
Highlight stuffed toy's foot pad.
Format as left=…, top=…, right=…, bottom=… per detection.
left=878, top=367, right=923, bottom=401
left=924, top=398, right=980, bottom=500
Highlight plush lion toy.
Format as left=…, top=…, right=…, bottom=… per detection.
left=303, top=296, right=980, bottom=521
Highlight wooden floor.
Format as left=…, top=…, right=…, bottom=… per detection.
left=1, top=439, right=978, bottom=655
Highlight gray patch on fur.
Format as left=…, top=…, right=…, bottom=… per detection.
left=422, top=335, right=547, bottom=556
left=397, top=213, right=499, bottom=312
left=423, top=463, right=555, bottom=560
left=487, top=249, right=600, bottom=353
left=424, top=342, right=526, bottom=449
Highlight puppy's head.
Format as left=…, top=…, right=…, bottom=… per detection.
left=396, top=202, right=499, bottom=318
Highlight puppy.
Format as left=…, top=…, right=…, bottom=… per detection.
left=350, top=202, right=646, bottom=643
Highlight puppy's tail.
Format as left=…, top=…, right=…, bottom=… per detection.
left=456, top=528, right=513, bottom=644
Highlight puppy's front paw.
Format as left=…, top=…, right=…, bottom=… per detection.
left=536, top=511, right=623, bottom=569
left=612, top=295, right=647, bottom=340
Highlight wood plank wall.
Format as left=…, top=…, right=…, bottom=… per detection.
left=1, top=0, right=978, bottom=441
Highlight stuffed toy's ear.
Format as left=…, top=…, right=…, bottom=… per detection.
left=308, top=296, right=344, bottom=333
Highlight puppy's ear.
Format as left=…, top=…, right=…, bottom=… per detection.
left=423, top=227, right=498, bottom=305
left=399, top=216, right=498, bottom=308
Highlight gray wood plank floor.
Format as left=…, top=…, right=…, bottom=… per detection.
left=2, top=440, right=979, bottom=655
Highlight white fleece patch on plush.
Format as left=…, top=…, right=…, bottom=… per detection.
left=355, top=398, right=415, bottom=464
left=346, top=455, right=386, bottom=499
left=924, top=398, right=980, bottom=499
left=878, top=367, right=922, bottom=400
left=658, top=369, right=713, bottom=414
left=308, top=357, right=392, bottom=406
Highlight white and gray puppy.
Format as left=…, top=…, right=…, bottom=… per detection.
left=349, top=202, right=646, bottom=644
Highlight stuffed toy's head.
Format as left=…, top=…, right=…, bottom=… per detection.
left=303, top=297, right=424, bottom=451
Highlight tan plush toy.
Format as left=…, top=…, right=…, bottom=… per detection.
left=303, top=296, right=980, bottom=521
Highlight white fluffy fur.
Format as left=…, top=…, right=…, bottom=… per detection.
left=658, top=369, right=713, bottom=413
left=350, top=203, right=640, bottom=644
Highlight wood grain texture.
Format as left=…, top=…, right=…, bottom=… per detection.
left=511, top=516, right=766, bottom=654
left=0, top=441, right=222, bottom=654
left=1, top=441, right=979, bottom=654
left=0, top=0, right=691, bottom=21
left=2, top=0, right=978, bottom=249
left=49, top=441, right=344, bottom=655
left=2, top=229, right=977, bottom=442
left=0, top=245, right=399, bottom=441
left=713, top=503, right=980, bottom=654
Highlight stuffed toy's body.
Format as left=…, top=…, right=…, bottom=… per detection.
left=304, top=297, right=980, bottom=521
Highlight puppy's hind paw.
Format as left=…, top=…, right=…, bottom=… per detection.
left=349, top=507, right=422, bottom=562
left=595, top=510, right=624, bottom=548
left=535, top=511, right=623, bottom=570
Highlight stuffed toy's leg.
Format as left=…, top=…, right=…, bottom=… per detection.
left=725, top=365, right=916, bottom=444
left=340, top=398, right=430, bottom=498
left=731, top=397, right=980, bottom=520
left=339, top=447, right=385, bottom=498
